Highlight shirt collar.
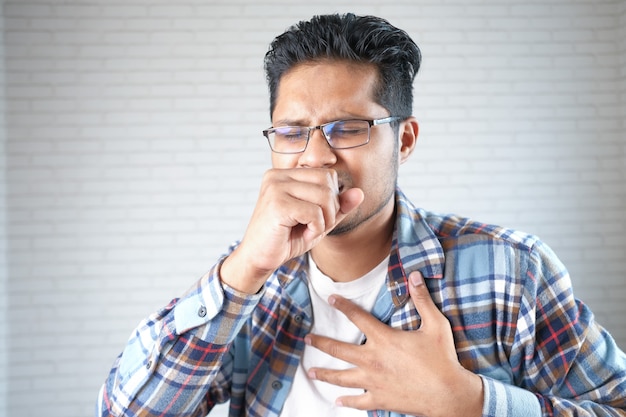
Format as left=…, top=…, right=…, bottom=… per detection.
left=386, top=187, right=445, bottom=307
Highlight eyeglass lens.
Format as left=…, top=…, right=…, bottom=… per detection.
left=269, top=120, right=371, bottom=153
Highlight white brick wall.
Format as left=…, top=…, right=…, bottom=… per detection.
left=0, top=8, right=8, bottom=417
left=1, top=1, right=625, bottom=416
left=621, top=1, right=626, bottom=169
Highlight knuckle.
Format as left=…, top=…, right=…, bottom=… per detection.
left=343, top=304, right=361, bottom=321
left=328, top=342, right=342, bottom=359
left=262, top=169, right=279, bottom=184
left=315, top=370, right=330, bottom=383
left=320, top=167, right=336, bottom=182
left=369, top=359, right=385, bottom=372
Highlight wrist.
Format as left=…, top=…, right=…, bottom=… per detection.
left=220, top=247, right=272, bottom=294
left=448, top=369, right=484, bottom=417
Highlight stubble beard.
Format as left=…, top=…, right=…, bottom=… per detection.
left=328, top=186, right=396, bottom=236
left=328, top=151, right=399, bottom=236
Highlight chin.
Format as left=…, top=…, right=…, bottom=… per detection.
left=328, top=210, right=364, bottom=236
left=329, top=189, right=395, bottom=237
left=328, top=222, right=357, bottom=236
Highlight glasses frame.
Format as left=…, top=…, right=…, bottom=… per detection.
left=262, top=116, right=402, bottom=154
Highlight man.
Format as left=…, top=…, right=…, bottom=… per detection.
left=97, top=13, right=626, bottom=417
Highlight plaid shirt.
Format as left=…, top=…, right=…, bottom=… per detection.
left=98, top=189, right=626, bottom=417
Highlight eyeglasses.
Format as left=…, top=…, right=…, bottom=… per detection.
left=262, top=116, right=402, bottom=154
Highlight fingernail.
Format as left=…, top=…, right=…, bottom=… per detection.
left=336, top=399, right=344, bottom=407
left=409, top=271, right=424, bottom=287
left=307, top=369, right=317, bottom=379
left=304, top=335, right=312, bottom=345
left=328, top=295, right=336, bottom=305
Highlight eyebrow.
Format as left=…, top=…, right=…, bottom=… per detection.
left=272, top=119, right=306, bottom=127
left=272, top=114, right=370, bottom=127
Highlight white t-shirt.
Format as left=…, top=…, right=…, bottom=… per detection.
left=279, top=254, right=389, bottom=417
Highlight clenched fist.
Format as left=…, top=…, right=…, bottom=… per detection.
left=220, top=168, right=364, bottom=294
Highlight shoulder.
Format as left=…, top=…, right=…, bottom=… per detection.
left=420, top=209, right=541, bottom=255
left=395, top=189, right=540, bottom=255
left=417, top=209, right=565, bottom=288
left=419, top=210, right=570, bottom=305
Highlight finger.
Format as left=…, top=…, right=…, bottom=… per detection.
left=288, top=203, right=326, bottom=242
left=305, top=333, right=363, bottom=365
left=282, top=167, right=340, bottom=208
left=258, top=176, right=338, bottom=241
left=337, top=187, right=364, bottom=215
left=327, top=294, right=386, bottom=336
left=307, top=364, right=363, bottom=389
left=285, top=167, right=340, bottom=194
left=280, top=169, right=362, bottom=234
left=408, top=270, right=441, bottom=327
left=335, top=392, right=372, bottom=411
left=281, top=180, right=341, bottom=230
left=311, top=187, right=363, bottom=237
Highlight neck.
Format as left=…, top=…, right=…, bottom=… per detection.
left=311, top=198, right=396, bottom=283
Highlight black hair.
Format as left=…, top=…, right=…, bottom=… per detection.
left=264, top=13, right=421, bottom=120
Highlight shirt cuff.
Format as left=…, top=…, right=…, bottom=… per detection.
left=174, top=256, right=264, bottom=343
left=481, top=375, right=542, bottom=417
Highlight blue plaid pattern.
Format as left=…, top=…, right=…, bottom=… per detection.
left=98, top=189, right=626, bottom=417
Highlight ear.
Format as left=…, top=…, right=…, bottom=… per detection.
left=398, top=117, right=419, bottom=164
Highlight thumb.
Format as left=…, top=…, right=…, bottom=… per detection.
left=338, top=187, right=364, bottom=215
left=408, top=270, right=438, bottom=325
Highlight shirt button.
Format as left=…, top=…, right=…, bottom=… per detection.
left=198, top=305, right=207, bottom=317
left=294, top=314, right=303, bottom=323
left=271, top=380, right=283, bottom=390
left=146, top=360, right=152, bottom=369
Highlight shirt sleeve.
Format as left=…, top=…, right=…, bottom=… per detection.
left=97, top=254, right=264, bottom=417
left=480, top=240, right=626, bottom=417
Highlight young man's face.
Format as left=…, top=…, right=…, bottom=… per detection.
left=270, top=60, right=402, bottom=236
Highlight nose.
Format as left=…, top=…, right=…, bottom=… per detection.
left=297, top=128, right=337, bottom=168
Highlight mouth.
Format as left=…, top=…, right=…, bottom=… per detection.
left=336, top=172, right=351, bottom=195
left=336, top=174, right=349, bottom=194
